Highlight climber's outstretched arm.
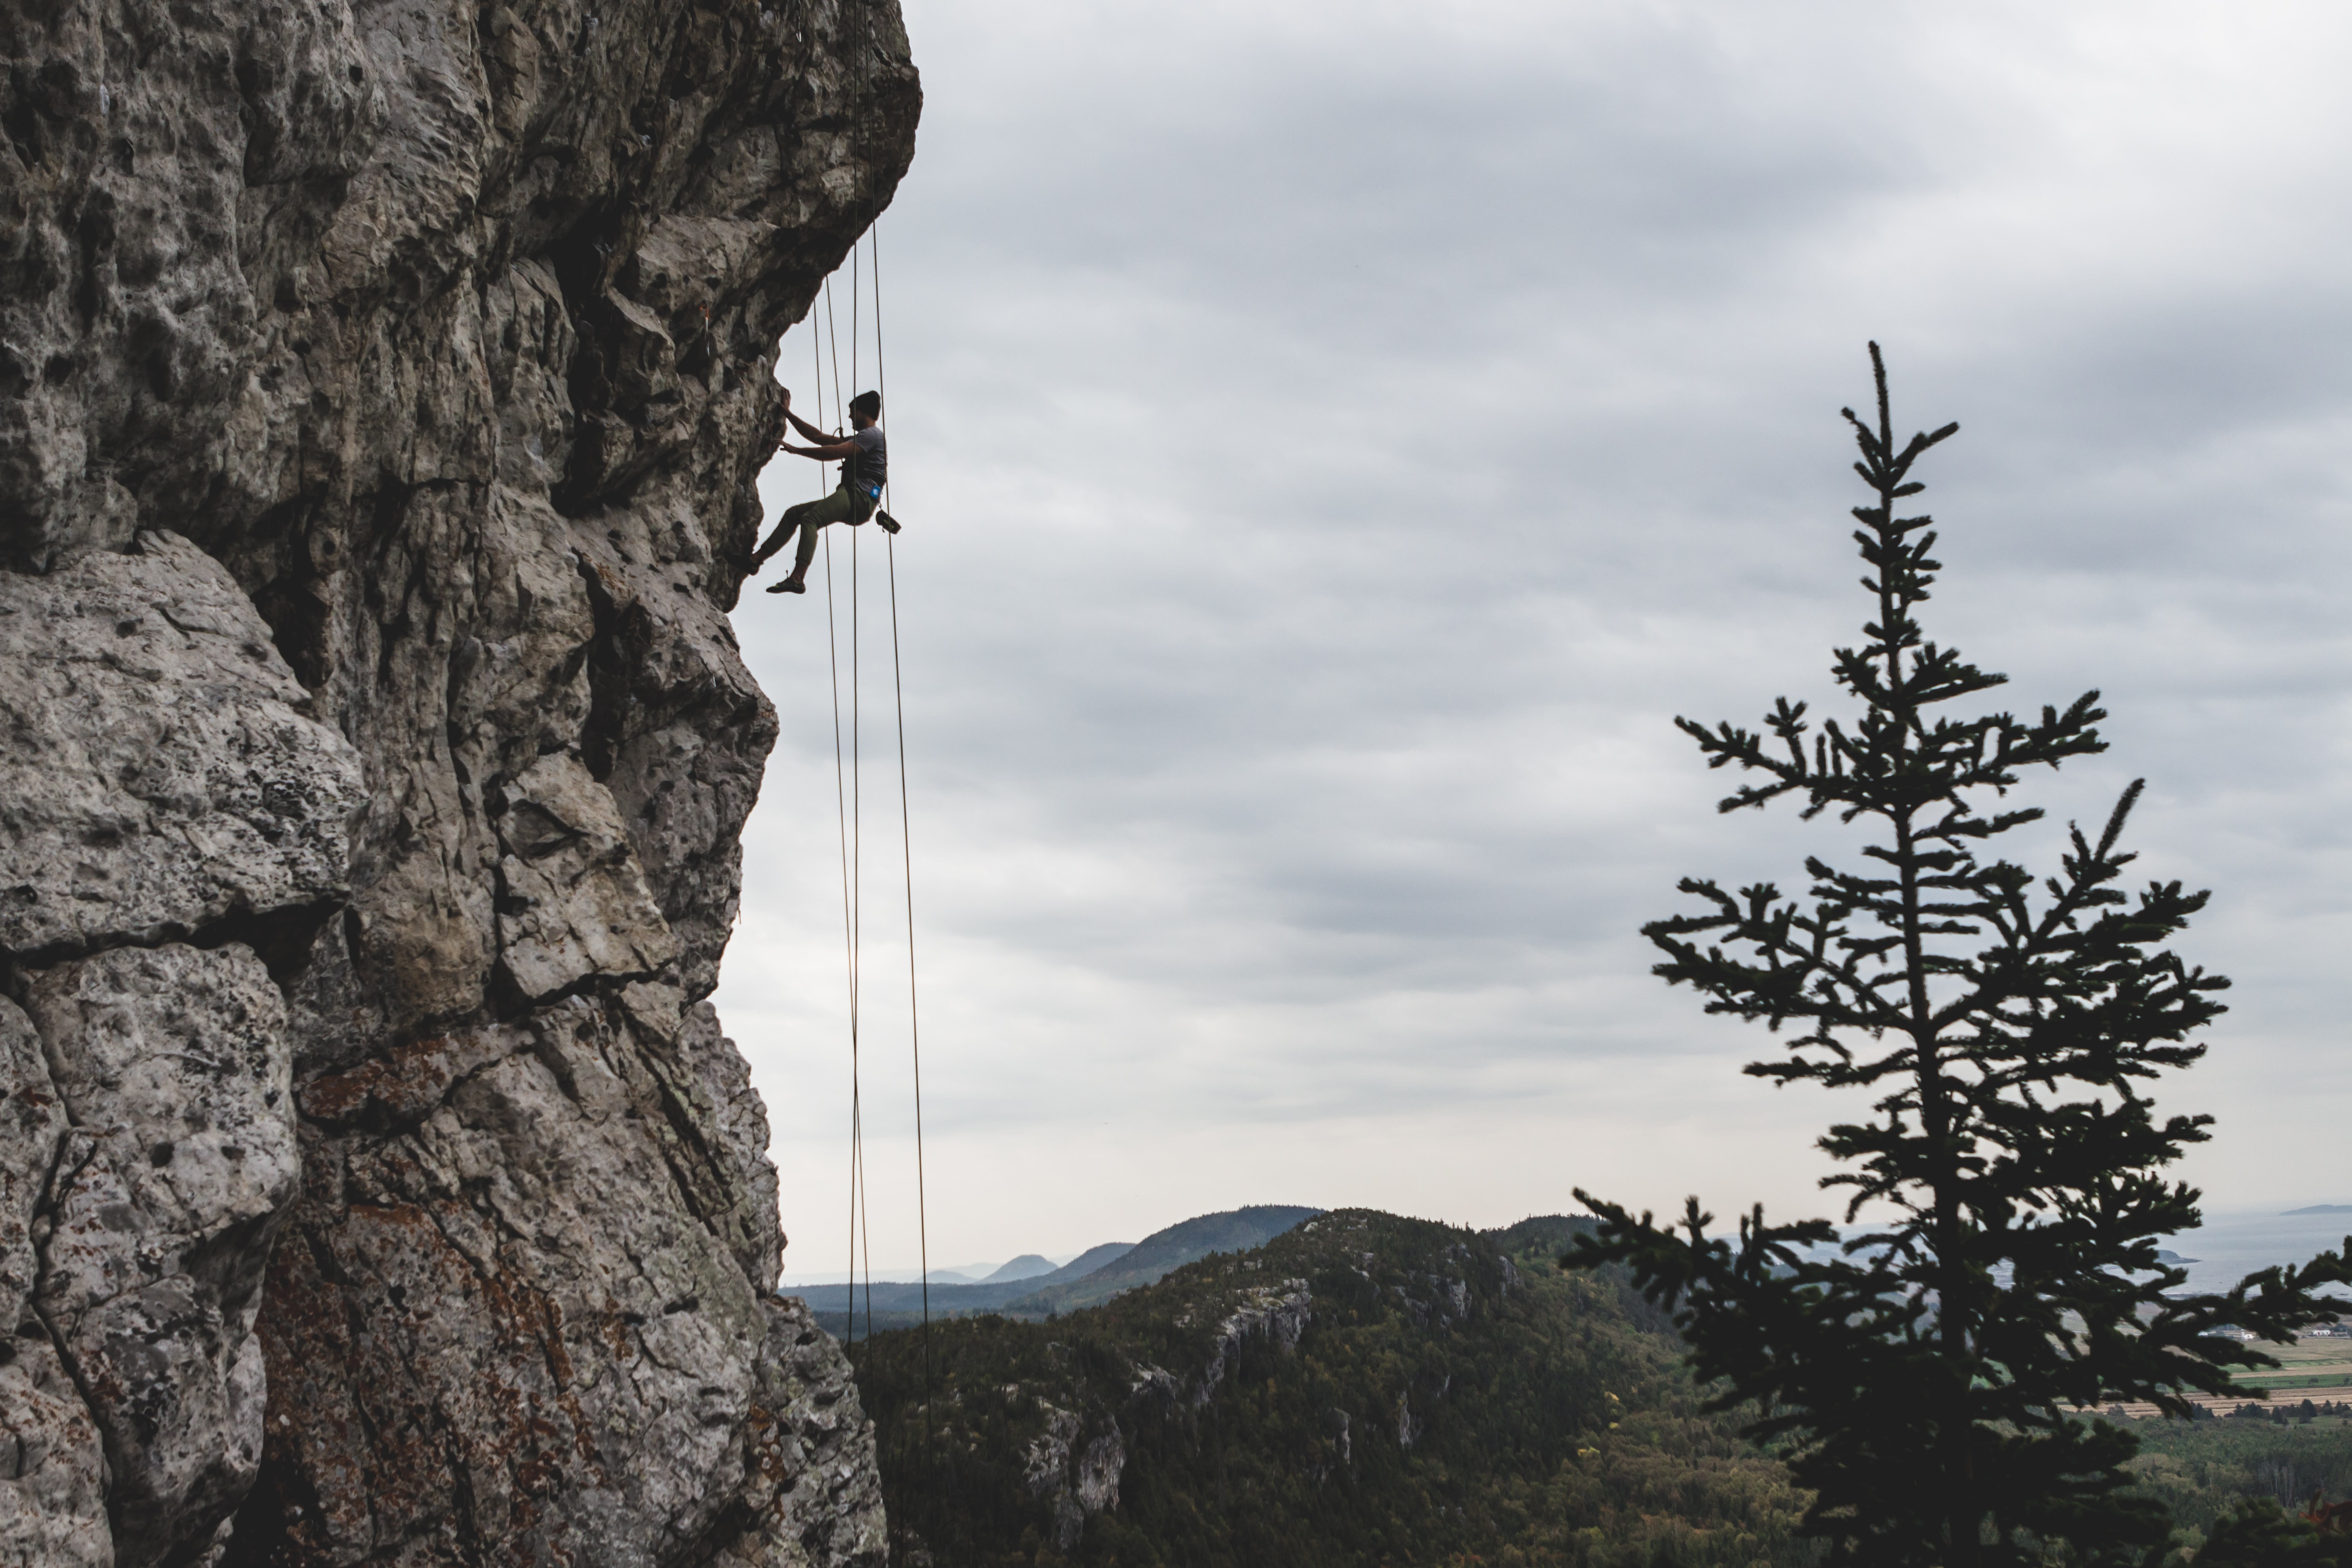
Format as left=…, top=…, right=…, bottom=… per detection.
left=783, top=407, right=835, bottom=444
left=768, top=390, right=834, bottom=447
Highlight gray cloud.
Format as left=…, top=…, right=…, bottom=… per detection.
left=716, top=0, right=2352, bottom=1272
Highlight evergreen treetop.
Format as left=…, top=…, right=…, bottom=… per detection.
left=1569, top=344, right=2349, bottom=1567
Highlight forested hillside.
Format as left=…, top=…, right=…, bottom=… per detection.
left=2127, top=1410, right=2352, bottom=1544
left=844, top=1210, right=1811, bottom=1567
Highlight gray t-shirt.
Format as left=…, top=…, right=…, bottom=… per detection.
left=840, top=426, right=887, bottom=495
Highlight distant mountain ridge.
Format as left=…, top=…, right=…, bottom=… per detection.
left=1004, top=1205, right=1323, bottom=1316
left=790, top=1206, right=1319, bottom=1335
left=1050, top=1241, right=1142, bottom=1284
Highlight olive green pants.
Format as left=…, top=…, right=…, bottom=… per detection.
left=756, top=485, right=878, bottom=579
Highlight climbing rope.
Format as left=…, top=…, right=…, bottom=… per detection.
left=867, top=208, right=940, bottom=1515
left=809, top=225, right=928, bottom=1362
left=846, top=11, right=928, bottom=1536
left=848, top=0, right=939, bottom=1519
left=786, top=3, right=936, bottom=1542
left=814, top=296, right=869, bottom=1352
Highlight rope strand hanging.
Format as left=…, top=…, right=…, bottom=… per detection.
left=799, top=72, right=930, bottom=1485
left=765, top=0, right=932, bottom=1535
left=871, top=208, right=936, bottom=1485
left=813, top=289, right=869, bottom=1351
left=858, top=0, right=934, bottom=1535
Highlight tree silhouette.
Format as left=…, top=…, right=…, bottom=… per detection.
left=1569, top=344, right=2349, bottom=1566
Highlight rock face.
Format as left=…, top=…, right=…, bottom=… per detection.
left=1, top=537, right=358, bottom=1568
left=0, top=0, right=919, bottom=1558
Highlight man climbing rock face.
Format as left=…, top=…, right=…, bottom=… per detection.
left=752, top=388, right=888, bottom=594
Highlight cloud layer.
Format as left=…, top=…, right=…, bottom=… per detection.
left=714, top=0, right=2352, bottom=1273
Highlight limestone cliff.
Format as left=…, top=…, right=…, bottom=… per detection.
left=0, top=0, right=917, bottom=1560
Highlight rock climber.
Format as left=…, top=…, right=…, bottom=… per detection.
left=750, top=388, right=890, bottom=595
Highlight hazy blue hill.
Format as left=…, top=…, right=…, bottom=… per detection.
left=985, top=1254, right=1061, bottom=1283
left=2287, top=1205, right=2352, bottom=1215
left=1004, top=1204, right=1322, bottom=1316
left=847, top=1208, right=1812, bottom=1567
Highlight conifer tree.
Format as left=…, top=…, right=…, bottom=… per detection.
left=1570, top=345, right=2348, bottom=1566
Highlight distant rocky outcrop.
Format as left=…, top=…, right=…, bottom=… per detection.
left=0, top=0, right=918, bottom=1560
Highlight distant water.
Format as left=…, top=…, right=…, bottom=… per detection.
left=1781, top=1209, right=2352, bottom=1302
left=2162, top=1210, right=2352, bottom=1296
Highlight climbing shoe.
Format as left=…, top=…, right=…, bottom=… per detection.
left=765, top=580, right=805, bottom=595
left=876, top=510, right=902, bottom=535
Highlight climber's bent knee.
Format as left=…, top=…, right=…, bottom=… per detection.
left=785, top=487, right=867, bottom=534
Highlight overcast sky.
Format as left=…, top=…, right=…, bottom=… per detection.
left=711, top=0, right=2352, bottom=1278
